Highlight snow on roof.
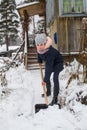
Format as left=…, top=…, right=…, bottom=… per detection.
left=16, top=1, right=39, bottom=9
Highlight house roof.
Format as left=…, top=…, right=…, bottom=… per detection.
left=16, top=1, right=46, bottom=18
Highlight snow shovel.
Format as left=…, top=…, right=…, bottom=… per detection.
left=35, top=66, right=48, bottom=113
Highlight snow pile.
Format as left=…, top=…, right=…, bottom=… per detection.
left=0, top=58, right=87, bottom=130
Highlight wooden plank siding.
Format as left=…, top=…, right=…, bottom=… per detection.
left=48, top=16, right=83, bottom=52
left=46, top=0, right=86, bottom=53
left=57, top=17, right=83, bottom=52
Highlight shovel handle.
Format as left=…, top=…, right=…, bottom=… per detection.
left=39, top=66, right=48, bottom=105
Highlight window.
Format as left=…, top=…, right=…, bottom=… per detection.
left=63, top=0, right=84, bottom=14
left=63, top=0, right=71, bottom=13
left=75, top=0, right=83, bottom=13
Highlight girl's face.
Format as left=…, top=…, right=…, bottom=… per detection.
left=36, top=44, right=45, bottom=51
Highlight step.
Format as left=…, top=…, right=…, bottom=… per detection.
left=28, top=52, right=37, bottom=56
left=28, top=47, right=37, bottom=52
left=28, top=56, right=37, bottom=59
left=27, top=63, right=45, bottom=70
left=28, top=60, right=38, bottom=64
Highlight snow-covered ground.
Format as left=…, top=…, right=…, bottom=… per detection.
left=0, top=56, right=87, bottom=130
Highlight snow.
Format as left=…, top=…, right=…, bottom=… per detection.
left=16, top=1, right=39, bottom=9
left=0, top=47, right=87, bottom=130
left=15, top=0, right=24, bottom=5
left=0, top=44, right=20, bottom=52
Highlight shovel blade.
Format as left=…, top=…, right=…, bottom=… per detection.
left=35, top=104, right=48, bottom=113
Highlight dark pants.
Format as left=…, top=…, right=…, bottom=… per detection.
left=53, top=71, right=60, bottom=97
left=46, top=81, right=51, bottom=92
left=46, top=71, right=60, bottom=97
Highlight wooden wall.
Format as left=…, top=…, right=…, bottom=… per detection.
left=58, top=17, right=83, bottom=52
left=49, top=16, right=84, bottom=53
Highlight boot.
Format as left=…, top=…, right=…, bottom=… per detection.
left=42, top=82, right=51, bottom=97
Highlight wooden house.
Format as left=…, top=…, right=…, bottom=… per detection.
left=46, top=0, right=87, bottom=56
left=46, top=0, right=87, bottom=82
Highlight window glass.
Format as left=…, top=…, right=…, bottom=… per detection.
left=63, top=0, right=84, bottom=13
left=63, top=0, right=71, bottom=13
left=75, top=0, right=83, bottom=13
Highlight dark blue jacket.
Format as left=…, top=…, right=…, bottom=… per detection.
left=37, top=46, right=64, bottom=83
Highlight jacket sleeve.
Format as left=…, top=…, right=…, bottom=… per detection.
left=37, top=54, right=43, bottom=63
